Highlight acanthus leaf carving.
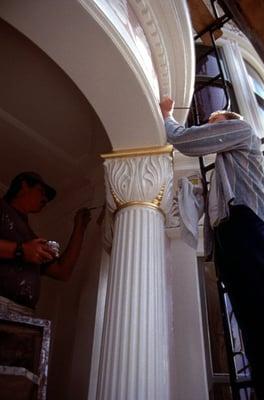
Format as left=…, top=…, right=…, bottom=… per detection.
left=104, top=153, right=174, bottom=215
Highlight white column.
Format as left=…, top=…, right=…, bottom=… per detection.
left=96, top=149, right=173, bottom=400
left=222, top=40, right=264, bottom=137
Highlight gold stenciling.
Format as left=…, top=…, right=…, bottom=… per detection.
left=109, top=183, right=167, bottom=219
left=109, top=186, right=122, bottom=208
left=117, top=201, right=166, bottom=219
left=152, top=184, right=165, bottom=207
left=101, top=145, right=173, bottom=159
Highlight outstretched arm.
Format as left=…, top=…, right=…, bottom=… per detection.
left=160, top=97, right=252, bottom=156
left=45, top=208, right=91, bottom=281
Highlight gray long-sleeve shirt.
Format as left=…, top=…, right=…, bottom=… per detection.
left=165, top=116, right=264, bottom=255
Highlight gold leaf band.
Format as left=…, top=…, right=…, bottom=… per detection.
left=114, top=201, right=166, bottom=219
left=101, top=145, right=173, bottom=159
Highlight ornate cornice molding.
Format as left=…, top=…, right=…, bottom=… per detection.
left=129, top=0, right=171, bottom=96
left=130, top=0, right=195, bottom=122
left=82, top=0, right=195, bottom=124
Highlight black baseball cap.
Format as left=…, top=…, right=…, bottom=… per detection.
left=4, top=172, right=56, bottom=202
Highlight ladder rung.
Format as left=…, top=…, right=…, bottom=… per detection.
left=203, top=163, right=215, bottom=173
left=195, top=74, right=222, bottom=92
left=194, top=14, right=231, bottom=41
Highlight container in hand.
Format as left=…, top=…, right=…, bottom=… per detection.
left=46, top=240, right=60, bottom=258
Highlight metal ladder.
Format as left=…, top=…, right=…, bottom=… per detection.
left=189, top=1, right=255, bottom=398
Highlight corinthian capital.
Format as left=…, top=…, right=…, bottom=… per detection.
left=103, top=149, right=174, bottom=218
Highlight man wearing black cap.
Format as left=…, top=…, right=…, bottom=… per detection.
left=0, top=172, right=91, bottom=311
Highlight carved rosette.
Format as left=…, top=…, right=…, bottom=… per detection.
left=104, top=153, right=174, bottom=219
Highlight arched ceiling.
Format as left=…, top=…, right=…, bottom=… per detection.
left=0, top=0, right=168, bottom=151
left=0, top=0, right=196, bottom=234
left=0, top=17, right=111, bottom=227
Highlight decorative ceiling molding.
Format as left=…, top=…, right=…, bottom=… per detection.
left=89, top=0, right=160, bottom=98
left=77, top=0, right=166, bottom=147
left=0, top=0, right=194, bottom=150
left=133, top=0, right=195, bottom=123
left=130, top=0, right=171, bottom=97
left=81, top=0, right=195, bottom=124
left=0, top=0, right=165, bottom=148
left=79, top=0, right=160, bottom=97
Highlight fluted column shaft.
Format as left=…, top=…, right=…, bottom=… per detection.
left=97, top=150, right=173, bottom=400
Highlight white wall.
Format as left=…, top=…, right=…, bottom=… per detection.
left=36, top=211, right=104, bottom=400
left=166, top=236, right=209, bottom=400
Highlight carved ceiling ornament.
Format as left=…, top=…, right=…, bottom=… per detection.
left=105, top=0, right=172, bottom=97
left=92, top=0, right=171, bottom=98
left=129, top=0, right=171, bottom=97
left=128, top=0, right=195, bottom=120
left=108, top=0, right=129, bottom=25
left=97, top=0, right=160, bottom=98
left=84, top=0, right=195, bottom=123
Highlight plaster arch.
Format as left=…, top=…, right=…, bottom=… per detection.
left=0, top=0, right=195, bottom=152
left=0, top=0, right=163, bottom=150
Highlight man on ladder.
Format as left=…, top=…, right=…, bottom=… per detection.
left=160, top=97, right=264, bottom=400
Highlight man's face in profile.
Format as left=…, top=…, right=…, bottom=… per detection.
left=22, top=182, right=48, bottom=213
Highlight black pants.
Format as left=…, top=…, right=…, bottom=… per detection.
left=214, top=205, right=264, bottom=399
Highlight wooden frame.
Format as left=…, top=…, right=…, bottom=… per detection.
left=0, top=310, right=51, bottom=400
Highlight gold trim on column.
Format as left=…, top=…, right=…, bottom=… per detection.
left=109, top=183, right=167, bottom=219
left=110, top=187, right=122, bottom=208
left=152, top=184, right=165, bottom=207
left=101, top=145, right=173, bottom=159
left=116, top=201, right=166, bottom=219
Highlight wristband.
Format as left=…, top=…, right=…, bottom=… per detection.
left=15, top=241, right=24, bottom=260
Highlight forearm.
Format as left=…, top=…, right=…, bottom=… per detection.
left=45, top=227, right=86, bottom=280
left=45, top=207, right=91, bottom=280
left=165, top=116, right=252, bottom=156
left=0, top=240, right=17, bottom=259
left=0, top=238, right=56, bottom=264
